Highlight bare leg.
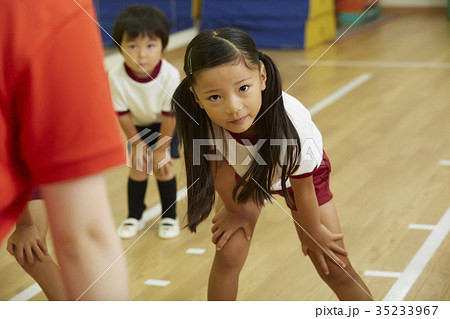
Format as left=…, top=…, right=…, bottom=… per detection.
left=129, top=166, right=148, bottom=181
left=20, top=255, right=66, bottom=300
left=208, top=228, right=252, bottom=300
left=20, top=205, right=67, bottom=300
left=208, top=180, right=261, bottom=300
left=293, top=200, right=373, bottom=300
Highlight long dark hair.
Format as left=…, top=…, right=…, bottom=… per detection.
left=172, top=28, right=301, bottom=232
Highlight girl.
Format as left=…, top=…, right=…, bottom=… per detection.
left=7, top=195, right=66, bottom=301
left=173, top=27, right=372, bottom=300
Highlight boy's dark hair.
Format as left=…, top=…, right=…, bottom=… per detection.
left=112, top=5, right=170, bottom=50
left=172, top=27, right=301, bottom=232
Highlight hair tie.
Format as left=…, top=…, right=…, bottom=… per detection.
left=257, top=51, right=263, bottom=60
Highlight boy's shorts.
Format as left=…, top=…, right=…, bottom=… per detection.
left=30, top=187, right=42, bottom=200
left=136, top=123, right=180, bottom=158
left=235, top=151, right=333, bottom=211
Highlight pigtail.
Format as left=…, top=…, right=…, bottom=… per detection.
left=172, top=78, right=216, bottom=232
left=261, top=52, right=301, bottom=208
left=234, top=52, right=301, bottom=208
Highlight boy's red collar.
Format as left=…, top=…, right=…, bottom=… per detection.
left=124, top=60, right=162, bottom=83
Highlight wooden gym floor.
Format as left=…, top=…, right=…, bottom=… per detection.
left=0, top=7, right=449, bottom=301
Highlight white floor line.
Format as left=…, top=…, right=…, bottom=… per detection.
left=9, top=283, right=42, bottom=301
left=384, top=206, right=450, bottom=301
left=144, top=279, right=171, bottom=287
left=408, top=224, right=436, bottom=231
left=309, top=73, right=372, bottom=116
left=186, top=248, right=206, bottom=255
left=296, top=60, right=450, bottom=69
left=439, top=160, right=450, bottom=166
left=364, top=270, right=402, bottom=278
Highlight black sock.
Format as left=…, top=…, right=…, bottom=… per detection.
left=128, top=178, right=147, bottom=220
left=157, top=177, right=177, bottom=220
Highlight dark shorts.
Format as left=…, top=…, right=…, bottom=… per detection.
left=235, top=151, right=333, bottom=211
left=136, top=123, right=180, bottom=158
left=30, top=187, right=42, bottom=200
left=279, top=151, right=333, bottom=210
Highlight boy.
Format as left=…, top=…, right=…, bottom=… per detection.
left=109, top=5, right=181, bottom=239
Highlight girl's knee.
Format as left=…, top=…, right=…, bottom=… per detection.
left=215, top=230, right=250, bottom=270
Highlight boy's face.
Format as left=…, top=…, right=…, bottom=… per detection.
left=120, top=33, right=163, bottom=78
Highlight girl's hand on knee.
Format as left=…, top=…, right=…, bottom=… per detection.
left=301, top=224, right=348, bottom=275
left=211, top=206, right=252, bottom=251
left=6, top=224, right=48, bottom=267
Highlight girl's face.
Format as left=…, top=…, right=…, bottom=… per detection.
left=120, top=33, right=163, bottom=78
left=191, top=60, right=267, bottom=137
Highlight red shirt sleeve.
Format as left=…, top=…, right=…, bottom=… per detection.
left=18, top=2, right=125, bottom=184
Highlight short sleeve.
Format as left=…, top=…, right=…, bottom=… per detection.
left=290, top=123, right=324, bottom=177
left=160, top=64, right=180, bottom=114
left=283, top=93, right=324, bottom=178
left=18, top=5, right=125, bottom=184
left=108, top=67, right=129, bottom=113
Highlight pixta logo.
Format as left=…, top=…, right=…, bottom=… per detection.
left=126, top=129, right=172, bottom=175
left=192, top=138, right=323, bottom=168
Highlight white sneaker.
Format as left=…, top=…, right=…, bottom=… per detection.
left=117, top=218, right=145, bottom=239
left=158, top=218, right=180, bottom=239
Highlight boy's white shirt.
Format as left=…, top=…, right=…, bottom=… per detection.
left=212, top=92, right=323, bottom=191
left=108, top=58, right=180, bottom=126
